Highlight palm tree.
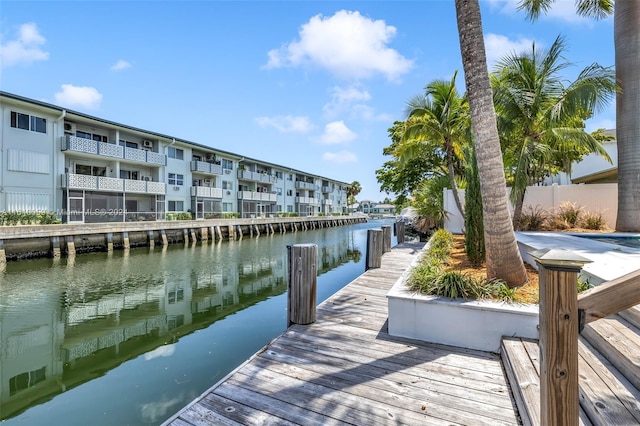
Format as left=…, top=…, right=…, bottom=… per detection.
left=401, top=71, right=469, bottom=217
left=517, top=0, right=640, bottom=231
left=492, top=35, right=616, bottom=227
left=347, top=181, right=362, bottom=205
left=454, top=0, right=528, bottom=287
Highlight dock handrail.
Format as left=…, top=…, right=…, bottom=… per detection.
left=533, top=250, right=640, bottom=426
left=577, top=268, right=640, bottom=328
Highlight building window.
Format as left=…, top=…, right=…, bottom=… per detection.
left=287, top=174, right=293, bottom=181
left=76, top=130, right=107, bottom=142
left=222, top=159, right=233, bottom=170
left=222, top=202, right=233, bottom=212
left=10, top=366, right=46, bottom=396
left=222, top=180, right=233, bottom=190
left=10, top=111, right=47, bottom=134
left=168, top=201, right=184, bottom=211
left=286, top=189, right=293, bottom=196
left=168, top=173, right=184, bottom=185
left=119, top=139, right=138, bottom=149
left=276, top=187, right=282, bottom=195
left=168, top=147, right=184, bottom=160
left=287, top=205, right=293, bottom=213
left=75, top=164, right=106, bottom=176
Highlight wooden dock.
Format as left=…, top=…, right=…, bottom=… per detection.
left=162, top=241, right=520, bottom=425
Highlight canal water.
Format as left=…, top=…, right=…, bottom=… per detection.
left=0, top=219, right=396, bottom=425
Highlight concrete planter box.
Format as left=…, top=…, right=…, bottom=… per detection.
left=386, top=246, right=539, bottom=353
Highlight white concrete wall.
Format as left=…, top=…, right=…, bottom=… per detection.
left=444, top=183, right=618, bottom=233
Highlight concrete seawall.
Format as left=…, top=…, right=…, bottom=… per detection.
left=0, top=216, right=367, bottom=263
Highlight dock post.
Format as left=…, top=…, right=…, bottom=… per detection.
left=51, top=236, right=61, bottom=258
left=147, top=231, right=155, bottom=248
left=160, top=230, right=168, bottom=246
left=65, top=236, right=76, bottom=257
left=394, top=222, right=405, bottom=243
left=0, top=240, right=6, bottom=271
left=531, top=249, right=591, bottom=426
left=237, top=225, right=243, bottom=239
left=381, top=225, right=392, bottom=253
left=122, top=232, right=130, bottom=250
left=201, top=227, right=209, bottom=241
left=105, top=233, right=114, bottom=252
left=287, top=244, right=318, bottom=327
left=366, top=229, right=383, bottom=270
left=227, top=225, right=235, bottom=240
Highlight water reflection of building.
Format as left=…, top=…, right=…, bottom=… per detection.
left=0, top=234, right=361, bottom=420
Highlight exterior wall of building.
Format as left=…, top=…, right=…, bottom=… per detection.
left=0, top=92, right=349, bottom=222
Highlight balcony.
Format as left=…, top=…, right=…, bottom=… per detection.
left=237, top=170, right=278, bottom=183
left=323, top=199, right=333, bottom=206
left=295, top=181, right=319, bottom=191
left=190, top=186, right=223, bottom=198
left=62, top=173, right=166, bottom=195
left=62, top=136, right=166, bottom=166
left=190, top=160, right=223, bottom=175
left=296, top=196, right=319, bottom=205
left=322, top=186, right=332, bottom=193
left=237, top=191, right=277, bottom=202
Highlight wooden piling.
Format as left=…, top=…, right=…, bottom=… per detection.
left=287, top=243, right=317, bottom=327
left=51, top=236, right=61, bottom=258
left=148, top=230, right=155, bottom=248
left=0, top=240, right=6, bottom=271
left=160, top=230, right=168, bottom=246
left=66, top=236, right=76, bottom=257
left=382, top=225, right=392, bottom=253
left=395, top=221, right=405, bottom=243
left=366, top=229, right=383, bottom=270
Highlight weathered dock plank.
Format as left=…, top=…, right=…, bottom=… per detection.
left=163, top=241, right=519, bottom=426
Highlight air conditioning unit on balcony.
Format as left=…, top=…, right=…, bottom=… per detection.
left=142, top=140, right=153, bottom=148
left=173, top=186, right=180, bottom=191
left=224, top=169, right=231, bottom=174
left=226, top=190, right=231, bottom=195
left=206, top=153, right=216, bottom=161
left=204, top=179, right=211, bottom=185
left=64, top=122, right=76, bottom=135
left=143, top=176, right=151, bottom=181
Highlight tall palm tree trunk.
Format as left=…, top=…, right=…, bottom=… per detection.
left=615, top=1, right=640, bottom=231
left=454, top=0, right=528, bottom=286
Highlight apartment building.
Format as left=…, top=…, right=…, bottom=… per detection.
left=0, top=92, right=349, bottom=223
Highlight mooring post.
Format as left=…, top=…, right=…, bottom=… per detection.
left=65, top=236, right=76, bottom=257
left=0, top=240, right=6, bottom=271
left=51, top=236, right=61, bottom=258
left=287, top=243, right=318, bottom=327
left=122, top=232, right=130, bottom=250
left=147, top=230, right=155, bottom=248
left=105, top=233, right=114, bottom=252
left=530, top=248, right=591, bottom=426
left=366, top=229, right=383, bottom=270
left=160, top=230, right=168, bottom=246
left=381, top=225, right=392, bottom=253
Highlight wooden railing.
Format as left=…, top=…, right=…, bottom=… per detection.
left=533, top=250, right=640, bottom=426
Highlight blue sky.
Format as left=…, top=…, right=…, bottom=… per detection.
left=0, top=1, right=615, bottom=202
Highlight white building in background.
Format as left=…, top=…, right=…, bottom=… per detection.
left=0, top=92, right=348, bottom=223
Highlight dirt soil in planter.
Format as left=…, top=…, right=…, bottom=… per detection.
left=449, top=235, right=540, bottom=304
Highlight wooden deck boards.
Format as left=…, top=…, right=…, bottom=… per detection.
left=163, top=241, right=520, bottom=426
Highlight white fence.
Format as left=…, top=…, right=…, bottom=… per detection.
left=444, top=183, right=618, bottom=233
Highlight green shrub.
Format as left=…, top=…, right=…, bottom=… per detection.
left=517, top=205, right=547, bottom=231
left=556, top=202, right=582, bottom=227
left=580, top=211, right=607, bottom=230
left=577, top=278, right=592, bottom=293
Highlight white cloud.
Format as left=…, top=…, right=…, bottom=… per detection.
left=322, top=150, right=358, bottom=164
left=111, top=59, right=131, bottom=71
left=318, top=121, right=357, bottom=145
left=264, top=10, right=413, bottom=81
left=323, top=85, right=371, bottom=118
left=144, top=344, right=176, bottom=360
left=0, top=22, right=49, bottom=68
left=254, top=115, right=314, bottom=133
left=484, top=33, right=535, bottom=68
left=54, top=84, right=103, bottom=110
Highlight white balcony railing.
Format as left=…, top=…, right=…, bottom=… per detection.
left=190, top=186, right=223, bottom=198
left=190, top=160, right=223, bottom=175
left=295, top=196, right=319, bottom=205
left=62, top=136, right=166, bottom=166
left=237, top=170, right=277, bottom=183
left=237, top=191, right=276, bottom=202
left=323, top=199, right=333, bottom=206
left=63, top=173, right=166, bottom=195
